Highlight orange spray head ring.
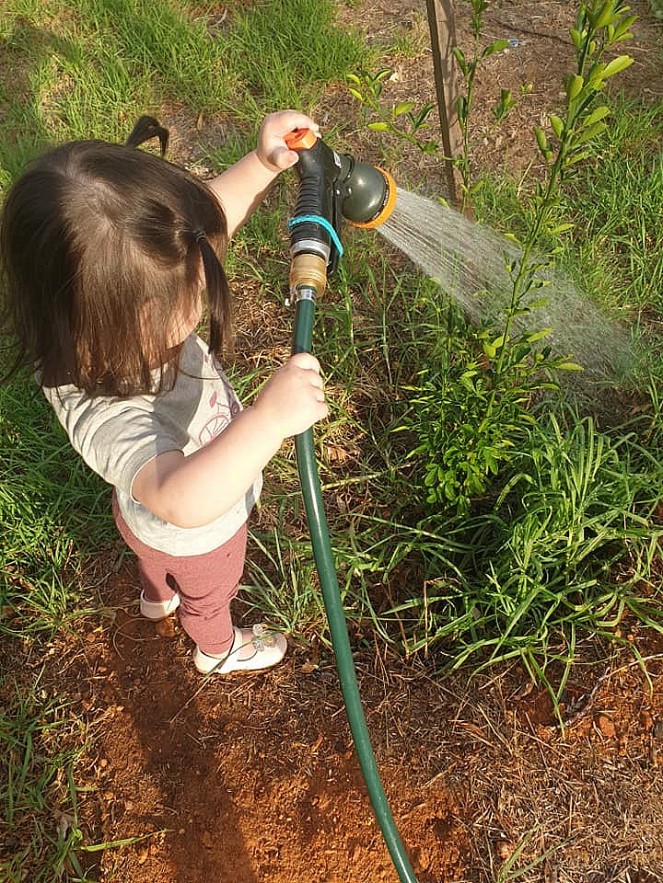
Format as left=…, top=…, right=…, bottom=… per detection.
left=348, top=168, right=397, bottom=229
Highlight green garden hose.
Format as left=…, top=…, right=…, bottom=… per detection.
left=292, top=290, right=418, bottom=883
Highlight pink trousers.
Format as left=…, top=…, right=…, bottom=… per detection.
left=112, top=494, right=247, bottom=656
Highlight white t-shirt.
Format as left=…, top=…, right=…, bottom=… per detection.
left=42, top=334, right=262, bottom=556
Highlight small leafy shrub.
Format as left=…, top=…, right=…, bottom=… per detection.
left=356, top=0, right=635, bottom=515
left=400, top=309, right=562, bottom=514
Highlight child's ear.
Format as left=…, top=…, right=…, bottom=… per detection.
left=126, top=116, right=169, bottom=157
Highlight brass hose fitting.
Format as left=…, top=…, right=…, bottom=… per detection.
left=289, top=252, right=327, bottom=301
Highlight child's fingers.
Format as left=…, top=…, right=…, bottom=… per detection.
left=289, top=352, right=322, bottom=373
left=268, top=110, right=320, bottom=138
left=257, top=111, right=321, bottom=170
left=267, top=146, right=300, bottom=171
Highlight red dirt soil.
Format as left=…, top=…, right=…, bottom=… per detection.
left=59, top=552, right=663, bottom=883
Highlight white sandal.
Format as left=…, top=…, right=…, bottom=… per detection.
left=193, top=625, right=287, bottom=675
left=139, top=590, right=180, bottom=621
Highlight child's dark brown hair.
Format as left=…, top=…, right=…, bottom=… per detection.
left=0, top=116, right=231, bottom=396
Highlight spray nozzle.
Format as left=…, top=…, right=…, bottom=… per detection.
left=286, top=129, right=396, bottom=298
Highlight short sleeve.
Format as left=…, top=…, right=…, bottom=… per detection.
left=43, top=384, right=183, bottom=496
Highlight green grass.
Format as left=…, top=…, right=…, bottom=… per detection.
left=548, top=97, right=663, bottom=325
left=1, top=379, right=114, bottom=634
left=226, top=0, right=368, bottom=113
left=0, top=0, right=368, bottom=184
left=0, top=679, right=88, bottom=882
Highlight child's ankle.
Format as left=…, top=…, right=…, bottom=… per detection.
left=197, top=645, right=231, bottom=661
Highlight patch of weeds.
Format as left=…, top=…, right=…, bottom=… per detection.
left=385, top=408, right=663, bottom=711
left=244, top=526, right=326, bottom=637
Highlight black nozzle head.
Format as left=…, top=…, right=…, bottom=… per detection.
left=339, top=158, right=396, bottom=228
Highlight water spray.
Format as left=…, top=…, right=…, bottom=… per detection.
left=285, top=130, right=418, bottom=883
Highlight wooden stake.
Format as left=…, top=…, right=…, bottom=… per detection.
left=425, top=0, right=463, bottom=207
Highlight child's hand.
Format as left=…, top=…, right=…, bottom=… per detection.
left=256, top=110, right=320, bottom=173
left=254, top=352, right=328, bottom=438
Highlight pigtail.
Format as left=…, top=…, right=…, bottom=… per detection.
left=195, top=231, right=232, bottom=357
left=126, top=116, right=169, bottom=157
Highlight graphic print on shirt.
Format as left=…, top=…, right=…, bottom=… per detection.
left=197, top=354, right=241, bottom=447
left=197, top=388, right=235, bottom=446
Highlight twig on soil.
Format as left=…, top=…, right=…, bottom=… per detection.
left=485, top=15, right=572, bottom=45
left=558, top=653, right=663, bottom=729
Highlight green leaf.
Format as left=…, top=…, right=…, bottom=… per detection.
left=534, top=126, right=549, bottom=156
left=582, top=105, right=611, bottom=127
left=613, top=15, right=637, bottom=39
left=592, top=1, right=616, bottom=29
left=368, top=121, right=389, bottom=131
left=413, top=103, right=435, bottom=127
left=526, top=328, right=553, bottom=343
left=347, top=73, right=361, bottom=85
left=452, top=46, right=467, bottom=74
left=566, top=149, right=591, bottom=166
left=557, top=361, right=584, bottom=371
left=348, top=88, right=364, bottom=103
left=566, top=74, right=584, bottom=101
left=602, top=54, right=634, bottom=78
left=548, top=222, right=575, bottom=234
left=482, top=38, right=509, bottom=58
left=575, top=120, right=607, bottom=144
left=393, top=101, right=414, bottom=116
left=549, top=114, right=565, bottom=139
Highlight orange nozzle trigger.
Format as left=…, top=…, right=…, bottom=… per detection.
left=285, top=128, right=318, bottom=151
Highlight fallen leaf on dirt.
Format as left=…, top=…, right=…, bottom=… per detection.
left=55, top=811, right=74, bottom=839
left=155, top=618, right=176, bottom=638
left=596, top=714, right=616, bottom=739
left=495, top=839, right=515, bottom=860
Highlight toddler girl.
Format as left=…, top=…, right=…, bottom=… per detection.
left=0, top=110, right=328, bottom=675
